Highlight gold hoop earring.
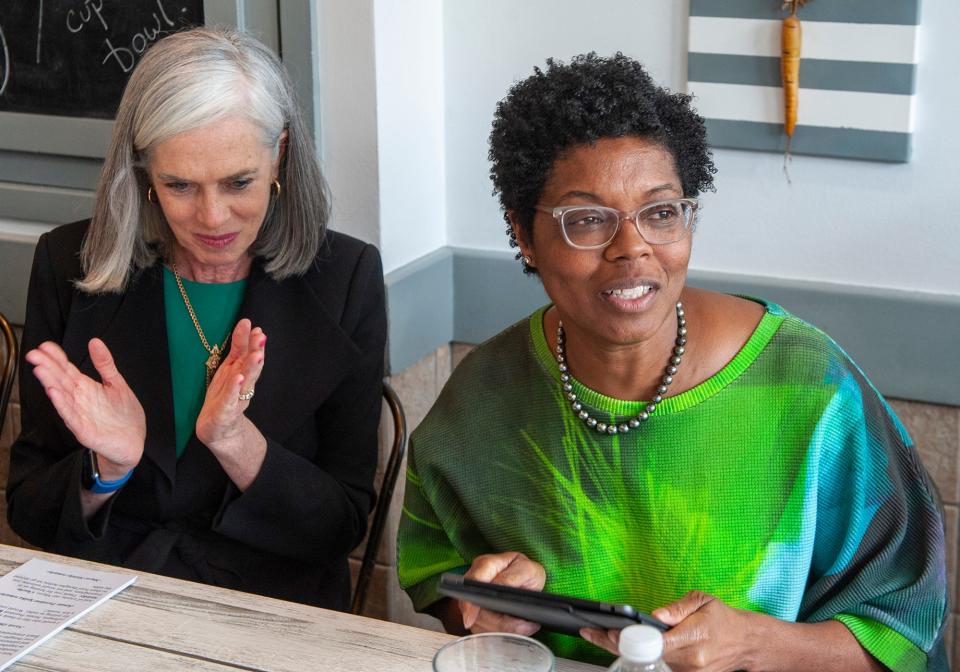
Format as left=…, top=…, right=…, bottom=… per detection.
left=272, top=180, right=282, bottom=198
left=147, top=186, right=157, bottom=204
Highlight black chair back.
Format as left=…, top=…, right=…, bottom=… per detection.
left=0, top=312, right=18, bottom=438
left=351, top=380, right=407, bottom=615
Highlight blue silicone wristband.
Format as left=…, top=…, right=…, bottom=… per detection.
left=89, top=468, right=134, bottom=494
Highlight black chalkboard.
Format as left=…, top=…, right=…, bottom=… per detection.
left=0, top=0, right=203, bottom=120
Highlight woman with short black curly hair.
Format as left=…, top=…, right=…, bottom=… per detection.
left=490, top=52, right=715, bottom=260
left=398, top=53, right=947, bottom=670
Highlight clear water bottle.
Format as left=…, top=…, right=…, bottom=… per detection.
left=606, top=625, right=672, bottom=672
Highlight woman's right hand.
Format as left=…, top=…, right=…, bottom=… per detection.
left=26, top=338, right=145, bottom=478
left=460, top=551, right=546, bottom=637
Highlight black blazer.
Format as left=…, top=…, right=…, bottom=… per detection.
left=6, top=220, right=386, bottom=610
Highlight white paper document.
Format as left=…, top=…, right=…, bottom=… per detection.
left=0, top=557, right=136, bottom=670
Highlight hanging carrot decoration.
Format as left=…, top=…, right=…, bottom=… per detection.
left=780, top=0, right=810, bottom=182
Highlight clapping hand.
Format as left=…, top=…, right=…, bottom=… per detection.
left=195, top=318, right=266, bottom=475
left=26, top=338, right=145, bottom=479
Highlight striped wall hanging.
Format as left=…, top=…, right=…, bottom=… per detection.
left=687, top=0, right=920, bottom=163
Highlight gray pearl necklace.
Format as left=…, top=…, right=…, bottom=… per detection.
left=556, top=302, right=686, bottom=435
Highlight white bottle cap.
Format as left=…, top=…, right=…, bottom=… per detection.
left=618, top=624, right=664, bottom=662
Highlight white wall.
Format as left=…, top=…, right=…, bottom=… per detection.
left=440, top=0, right=960, bottom=296
left=316, top=0, right=381, bottom=246
left=373, top=0, right=446, bottom=273
left=443, top=1, right=685, bottom=256
left=693, top=0, right=957, bottom=294
left=12, top=1, right=951, bottom=295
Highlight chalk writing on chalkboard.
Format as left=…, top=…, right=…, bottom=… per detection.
left=0, top=22, right=10, bottom=97
left=0, top=0, right=203, bottom=119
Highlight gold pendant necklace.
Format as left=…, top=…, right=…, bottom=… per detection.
left=172, top=262, right=229, bottom=387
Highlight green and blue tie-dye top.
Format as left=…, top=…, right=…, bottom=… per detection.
left=397, top=301, right=948, bottom=670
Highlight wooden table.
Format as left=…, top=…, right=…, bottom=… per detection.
left=0, top=545, right=600, bottom=671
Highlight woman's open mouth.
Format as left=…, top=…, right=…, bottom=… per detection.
left=600, top=282, right=659, bottom=310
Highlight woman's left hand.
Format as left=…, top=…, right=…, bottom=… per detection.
left=581, top=591, right=755, bottom=672
left=196, top=319, right=267, bottom=488
left=461, top=552, right=547, bottom=637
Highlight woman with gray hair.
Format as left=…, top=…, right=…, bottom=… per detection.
left=6, top=26, right=386, bottom=611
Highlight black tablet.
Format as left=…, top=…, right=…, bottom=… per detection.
left=438, top=573, right=669, bottom=637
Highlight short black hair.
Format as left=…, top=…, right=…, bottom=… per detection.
left=489, top=52, right=716, bottom=242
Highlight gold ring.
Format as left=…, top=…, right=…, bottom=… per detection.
left=238, top=388, right=255, bottom=401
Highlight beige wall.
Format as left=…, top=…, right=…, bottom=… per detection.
left=1, top=334, right=958, bottom=666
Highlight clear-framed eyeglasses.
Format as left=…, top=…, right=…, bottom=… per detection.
left=534, top=198, right=698, bottom=249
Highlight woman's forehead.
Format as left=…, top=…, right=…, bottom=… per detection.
left=149, top=118, right=272, bottom=175
left=543, top=137, right=681, bottom=199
